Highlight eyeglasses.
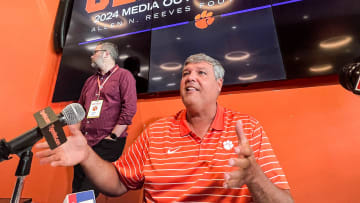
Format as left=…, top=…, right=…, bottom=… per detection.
left=93, top=50, right=107, bottom=54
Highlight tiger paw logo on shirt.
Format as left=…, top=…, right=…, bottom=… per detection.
left=195, top=10, right=215, bottom=29
left=223, top=140, right=234, bottom=150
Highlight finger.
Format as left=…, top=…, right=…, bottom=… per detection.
left=39, top=151, right=65, bottom=165
left=224, top=178, right=246, bottom=189
left=229, top=157, right=250, bottom=169
left=235, top=120, right=248, bottom=146
left=68, top=123, right=81, bottom=133
left=235, top=120, right=253, bottom=158
left=224, top=179, right=244, bottom=188
left=224, top=170, right=244, bottom=181
left=234, top=146, right=252, bottom=158
left=38, top=153, right=58, bottom=165
left=39, top=157, right=54, bottom=165
left=35, top=142, right=50, bottom=149
left=35, top=149, right=54, bottom=158
left=50, top=160, right=65, bottom=167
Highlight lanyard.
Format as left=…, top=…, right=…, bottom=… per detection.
left=96, top=67, right=118, bottom=100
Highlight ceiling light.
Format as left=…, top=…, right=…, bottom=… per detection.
left=152, top=76, right=163, bottom=81
left=160, top=62, right=182, bottom=71
left=309, top=64, right=332, bottom=72
left=320, top=35, right=352, bottom=49
left=238, top=74, right=258, bottom=81
left=225, top=51, right=250, bottom=61
left=119, top=54, right=129, bottom=60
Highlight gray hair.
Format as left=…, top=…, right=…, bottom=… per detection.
left=184, top=53, right=225, bottom=80
left=98, top=42, right=119, bottom=61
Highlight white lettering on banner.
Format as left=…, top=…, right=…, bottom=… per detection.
left=89, top=0, right=195, bottom=32
left=145, top=6, right=191, bottom=21
left=91, top=20, right=132, bottom=32
left=122, top=1, right=160, bottom=16
left=163, top=0, right=183, bottom=7
left=93, top=11, right=119, bottom=23
left=199, top=0, right=233, bottom=9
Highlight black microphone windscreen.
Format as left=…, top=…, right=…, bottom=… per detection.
left=61, top=103, right=85, bottom=125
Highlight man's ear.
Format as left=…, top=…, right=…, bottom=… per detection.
left=217, top=78, right=223, bottom=92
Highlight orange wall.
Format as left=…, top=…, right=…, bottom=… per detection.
left=1, top=1, right=360, bottom=202
left=0, top=0, right=63, bottom=202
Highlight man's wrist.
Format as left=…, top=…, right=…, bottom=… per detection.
left=80, top=145, right=93, bottom=166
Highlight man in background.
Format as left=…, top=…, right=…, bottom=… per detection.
left=37, top=53, right=293, bottom=202
left=73, top=41, right=137, bottom=197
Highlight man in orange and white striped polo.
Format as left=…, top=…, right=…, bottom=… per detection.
left=36, top=53, right=294, bottom=203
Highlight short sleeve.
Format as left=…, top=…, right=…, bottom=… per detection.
left=112, top=128, right=150, bottom=190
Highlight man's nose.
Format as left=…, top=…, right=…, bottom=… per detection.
left=185, top=72, right=196, bottom=82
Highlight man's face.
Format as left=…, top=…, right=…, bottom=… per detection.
left=180, top=61, right=223, bottom=108
left=90, top=45, right=105, bottom=69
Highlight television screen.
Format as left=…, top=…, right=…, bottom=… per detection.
left=148, top=7, right=285, bottom=92
left=272, top=0, right=360, bottom=79
left=52, top=0, right=360, bottom=102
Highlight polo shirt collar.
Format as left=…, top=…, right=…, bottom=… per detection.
left=178, top=104, right=225, bottom=137
left=96, top=65, right=118, bottom=76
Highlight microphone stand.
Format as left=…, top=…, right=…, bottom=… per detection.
left=0, top=137, right=35, bottom=203
left=11, top=149, right=33, bottom=203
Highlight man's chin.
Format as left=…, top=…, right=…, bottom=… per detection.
left=91, top=62, right=97, bottom=69
left=182, top=96, right=198, bottom=107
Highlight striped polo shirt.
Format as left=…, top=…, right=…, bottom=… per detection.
left=113, top=105, right=290, bottom=202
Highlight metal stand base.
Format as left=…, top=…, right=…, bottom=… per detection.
left=11, top=176, right=25, bottom=203
left=10, top=150, right=33, bottom=203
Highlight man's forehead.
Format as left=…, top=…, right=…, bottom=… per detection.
left=95, top=45, right=102, bottom=50
left=183, top=61, right=212, bottom=71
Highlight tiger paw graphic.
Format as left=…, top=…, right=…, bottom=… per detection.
left=195, top=10, right=215, bottom=29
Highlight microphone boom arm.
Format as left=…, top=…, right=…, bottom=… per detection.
left=0, top=127, right=42, bottom=162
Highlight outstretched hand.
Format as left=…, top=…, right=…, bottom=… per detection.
left=224, top=120, right=260, bottom=188
left=35, top=125, right=89, bottom=167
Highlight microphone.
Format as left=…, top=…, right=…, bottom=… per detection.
left=339, top=58, right=360, bottom=95
left=0, top=103, right=85, bottom=162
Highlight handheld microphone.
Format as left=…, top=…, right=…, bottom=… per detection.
left=0, top=103, right=85, bottom=162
